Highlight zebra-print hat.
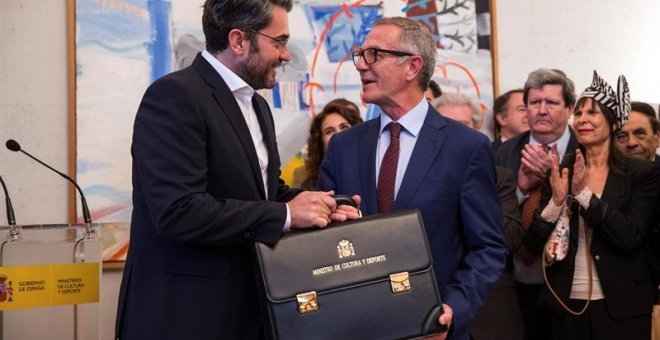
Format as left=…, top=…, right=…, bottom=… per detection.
left=579, top=70, right=630, bottom=131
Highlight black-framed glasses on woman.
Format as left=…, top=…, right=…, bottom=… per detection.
left=352, top=48, right=414, bottom=67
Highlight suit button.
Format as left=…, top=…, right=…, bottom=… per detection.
left=594, top=255, right=600, bottom=260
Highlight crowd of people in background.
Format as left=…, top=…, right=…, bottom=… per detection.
left=299, top=67, right=660, bottom=340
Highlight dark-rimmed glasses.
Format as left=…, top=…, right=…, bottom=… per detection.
left=352, top=48, right=413, bottom=67
left=248, top=30, right=288, bottom=49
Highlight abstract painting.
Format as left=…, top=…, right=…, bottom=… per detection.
left=72, top=0, right=498, bottom=239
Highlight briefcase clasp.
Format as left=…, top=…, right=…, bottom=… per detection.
left=390, top=272, right=411, bottom=293
left=296, top=291, right=319, bottom=314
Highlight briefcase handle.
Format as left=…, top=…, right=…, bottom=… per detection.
left=333, top=194, right=357, bottom=207
left=333, top=194, right=362, bottom=218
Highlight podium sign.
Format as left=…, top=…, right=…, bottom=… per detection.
left=0, top=262, right=99, bottom=311
left=0, top=224, right=102, bottom=340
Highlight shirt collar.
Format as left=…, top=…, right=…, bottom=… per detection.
left=529, top=126, right=572, bottom=158
left=201, top=50, right=254, bottom=99
left=379, top=98, right=428, bottom=137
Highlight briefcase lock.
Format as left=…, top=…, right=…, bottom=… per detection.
left=296, top=291, right=319, bottom=314
left=390, top=272, right=411, bottom=293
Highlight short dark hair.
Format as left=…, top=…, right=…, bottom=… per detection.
left=492, top=89, right=523, bottom=138
left=630, top=101, right=659, bottom=134
left=523, top=68, right=576, bottom=108
left=325, top=98, right=360, bottom=117
left=427, top=80, right=442, bottom=99
left=202, top=0, right=293, bottom=53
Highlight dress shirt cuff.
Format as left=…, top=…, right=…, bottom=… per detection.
left=516, top=187, right=529, bottom=205
left=574, top=187, right=593, bottom=209
left=540, top=200, right=563, bottom=222
left=283, top=203, right=292, bottom=232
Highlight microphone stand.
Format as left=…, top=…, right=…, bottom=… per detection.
left=0, top=175, right=22, bottom=267
left=5, top=140, right=100, bottom=340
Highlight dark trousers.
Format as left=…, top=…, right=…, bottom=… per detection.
left=515, top=282, right=551, bottom=340
left=550, top=299, right=650, bottom=340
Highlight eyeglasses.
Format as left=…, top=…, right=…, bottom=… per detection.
left=352, top=48, right=414, bottom=67
left=249, top=30, right=288, bottom=49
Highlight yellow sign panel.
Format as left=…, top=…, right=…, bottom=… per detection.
left=0, top=263, right=99, bottom=311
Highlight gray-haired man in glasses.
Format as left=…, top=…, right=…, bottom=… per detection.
left=319, top=16, right=507, bottom=340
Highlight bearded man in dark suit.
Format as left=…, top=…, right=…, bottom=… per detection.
left=115, top=1, right=359, bottom=339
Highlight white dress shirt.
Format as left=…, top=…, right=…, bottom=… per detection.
left=201, top=50, right=291, bottom=230
left=376, top=98, right=428, bottom=200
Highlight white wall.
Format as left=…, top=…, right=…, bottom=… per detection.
left=1, top=1, right=69, bottom=225
left=1, top=2, right=120, bottom=340
left=496, top=0, right=660, bottom=104
left=1, top=1, right=659, bottom=340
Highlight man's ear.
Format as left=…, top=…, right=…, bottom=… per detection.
left=495, top=113, right=507, bottom=127
left=227, top=28, right=249, bottom=55
left=653, top=131, right=660, bottom=149
left=566, top=104, right=575, bottom=118
left=405, top=55, right=424, bottom=82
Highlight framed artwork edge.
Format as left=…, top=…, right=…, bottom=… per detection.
left=66, top=0, right=500, bottom=269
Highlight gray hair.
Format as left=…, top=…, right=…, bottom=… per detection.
left=434, top=92, right=481, bottom=128
left=523, top=68, right=576, bottom=108
left=202, top=0, right=293, bottom=53
left=373, top=17, right=437, bottom=91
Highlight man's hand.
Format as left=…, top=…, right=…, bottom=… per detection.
left=426, top=304, right=453, bottom=340
left=330, top=195, right=362, bottom=222
left=518, top=144, right=552, bottom=193
left=288, top=191, right=336, bottom=229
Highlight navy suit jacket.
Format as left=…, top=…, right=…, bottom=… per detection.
left=116, top=54, right=300, bottom=340
left=319, top=107, right=507, bottom=338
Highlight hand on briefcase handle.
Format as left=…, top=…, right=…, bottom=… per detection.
left=288, top=192, right=361, bottom=229
left=254, top=202, right=449, bottom=339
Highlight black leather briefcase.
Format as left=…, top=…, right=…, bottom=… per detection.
left=253, top=209, right=446, bottom=339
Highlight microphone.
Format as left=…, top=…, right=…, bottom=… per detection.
left=5, top=139, right=92, bottom=225
left=0, top=175, right=16, bottom=225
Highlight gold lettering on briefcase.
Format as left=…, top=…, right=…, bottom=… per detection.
left=390, top=272, right=411, bottom=293
left=296, top=291, right=318, bottom=314
left=311, top=254, right=387, bottom=276
left=337, top=239, right=355, bottom=258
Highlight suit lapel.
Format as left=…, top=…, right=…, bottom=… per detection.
left=512, top=133, right=530, bottom=173
left=395, top=108, right=447, bottom=209
left=193, top=54, right=267, bottom=200
left=566, top=129, right=579, bottom=154
left=600, top=171, right=625, bottom=209
left=358, top=119, right=380, bottom=214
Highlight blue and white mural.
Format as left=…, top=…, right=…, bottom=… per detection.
left=75, top=0, right=496, bottom=231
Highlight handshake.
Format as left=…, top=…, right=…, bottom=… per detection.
left=288, top=191, right=361, bottom=229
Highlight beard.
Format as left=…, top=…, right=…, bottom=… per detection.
left=236, top=44, right=280, bottom=90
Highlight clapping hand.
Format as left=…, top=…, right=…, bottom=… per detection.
left=571, top=149, right=586, bottom=195
left=518, top=144, right=552, bottom=193
left=549, top=147, right=569, bottom=206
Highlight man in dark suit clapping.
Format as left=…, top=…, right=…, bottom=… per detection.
left=495, top=68, right=579, bottom=340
